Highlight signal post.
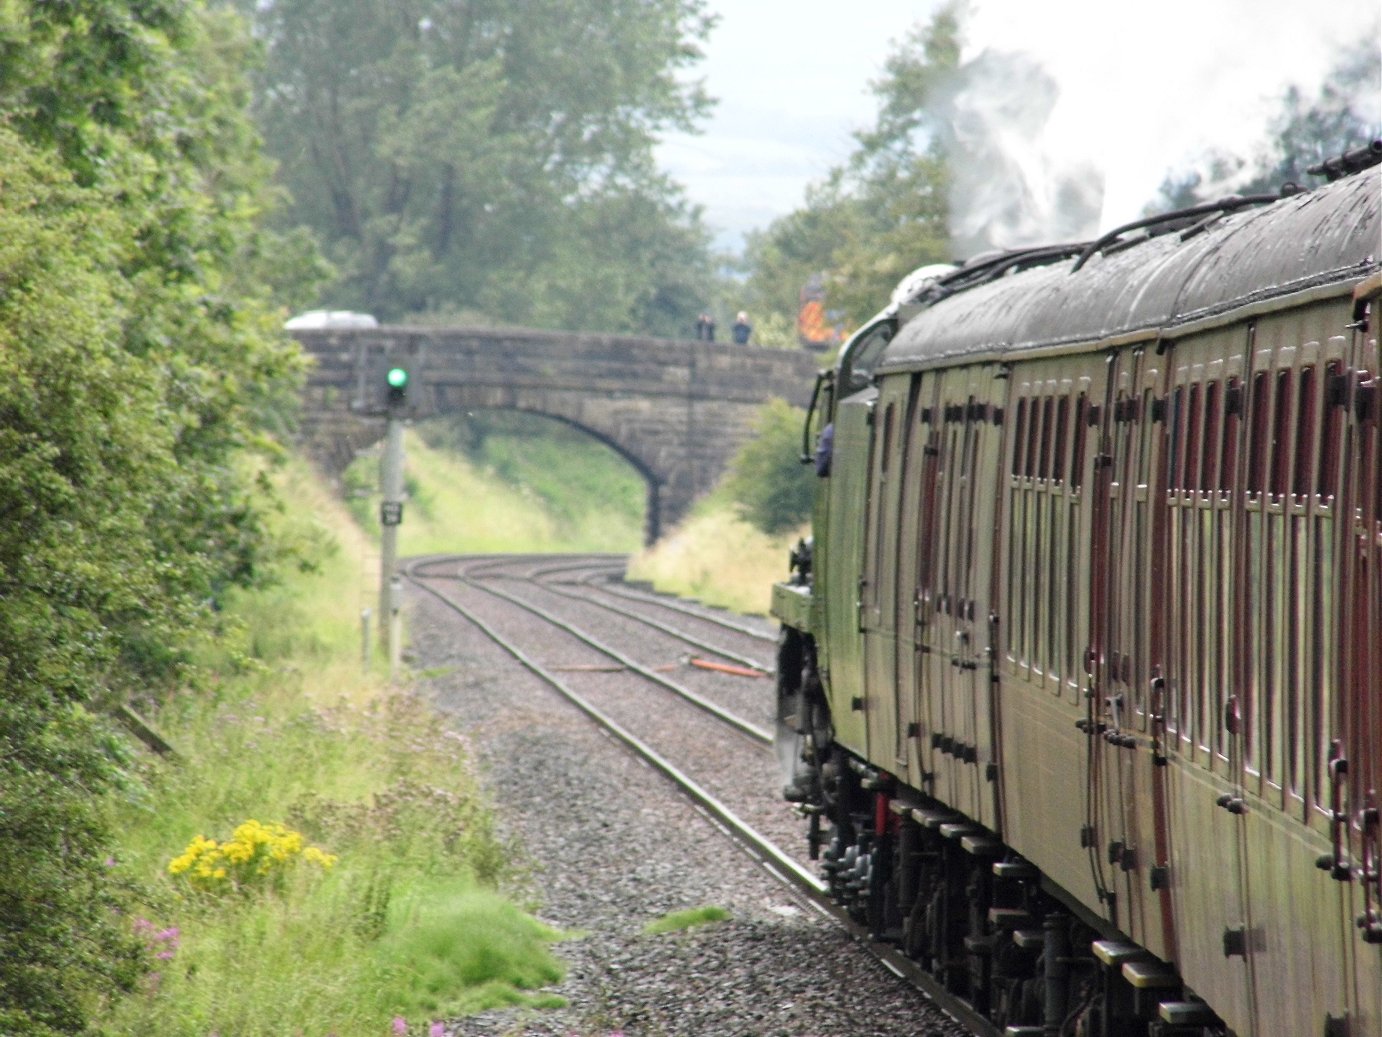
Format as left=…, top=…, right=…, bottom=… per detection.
left=379, top=366, right=409, bottom=675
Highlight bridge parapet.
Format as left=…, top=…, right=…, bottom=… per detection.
left=295, top=325, right=824, bottom=541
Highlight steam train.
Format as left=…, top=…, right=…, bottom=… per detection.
left=771, top=148, right=1381, bottom=1037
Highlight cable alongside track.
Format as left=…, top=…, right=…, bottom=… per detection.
left=405, top=553, right=995, bottom=1037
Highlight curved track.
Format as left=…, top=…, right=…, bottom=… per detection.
left=405, top=553, right=996, bottom=1037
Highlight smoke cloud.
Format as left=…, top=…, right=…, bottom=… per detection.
left=932, top=48, right=1105, bottom=256
left=946, top=0, right=1380, bottom=246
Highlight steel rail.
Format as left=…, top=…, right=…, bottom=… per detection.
left=514, top=555, right=628, bottom=583
left=404, top=557, right=996, bottom=1037
left=580, top=572, right=778, bottom=643
left=447, top=553, right=580, bottom=581
left=430, top=552, right=777, bottom=644
left=523, top=561, right=778, bottom=667
left=526, top=570, right=772, bottom=675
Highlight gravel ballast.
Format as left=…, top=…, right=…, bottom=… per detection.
left=408, top=569, right=973, bottom=1037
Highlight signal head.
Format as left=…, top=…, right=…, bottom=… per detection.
left=386, top=367, right=409, bottom=406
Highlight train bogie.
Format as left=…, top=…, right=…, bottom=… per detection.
left=775, top=156, right=1382, bottom=1036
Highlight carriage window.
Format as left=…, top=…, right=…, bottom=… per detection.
left=1038, top=396, right=1054, bottom=480
left=880, top=403, right=895, bottom=473
left=1293, top=367, right=1317, bottom=499
left=1167, top=386, right=1186, bottom=491
left=1271, top=369, right=1292, bottom=498
left=1184, top=383, right=1203, bottom=493
left=1220, top=377, right=1241, bottom=495
left=1024, top=397, right=1041, bottom=478
left=1071, top=394, right=1088, bottom=490
left=1318, top=361, right=1344, bottom=502
left=1053, top=396, right=1070, bottom=484
left=1200, top=382, right=1221, bottom=493
left=1247, top=371, right=1270, bottom=497
left=1012, top=398, right=1028, bottom=476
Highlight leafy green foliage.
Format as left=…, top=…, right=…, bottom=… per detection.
left=251, top=0, right=722, bottom=334
left=0, top=127, right=163, bottom=1036
left=106, top=690, right=526, bottom=1033
left=723, top=400, right=815, bottom=535
left=742, top=5, right=960, bottom=334
left=99, top=468, right=554, bottom=1032
left=0, top=1, right=315, bottom=1029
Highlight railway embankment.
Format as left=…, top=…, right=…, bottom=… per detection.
left=96, top=457, right=585, bottom=1035
left=94, top=415, right=820, bottom=1033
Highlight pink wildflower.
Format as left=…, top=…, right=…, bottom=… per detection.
left=429, top=1024, right=445, bottom=1037
left=391, top=1018, right=408, bottom=1036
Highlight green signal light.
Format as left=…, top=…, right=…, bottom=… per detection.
left=385, top=367, right=409, bottom=409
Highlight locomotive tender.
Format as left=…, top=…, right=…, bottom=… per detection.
left=772, top=153, right=1381, bottom=1037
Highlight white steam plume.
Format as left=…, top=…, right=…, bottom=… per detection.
left=947, top=0, right=1380, bottom=245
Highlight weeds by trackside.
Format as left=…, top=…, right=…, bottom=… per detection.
left=100, top=455, right=570, bottom=1035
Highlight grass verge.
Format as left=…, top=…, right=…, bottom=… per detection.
left=345, top=422, right=644, bottom=555
left=626, top=496, right=805, bottom=616
left=100, top=432, right=785, bottom=1033
left=101, top=454, right=567, bottom=1036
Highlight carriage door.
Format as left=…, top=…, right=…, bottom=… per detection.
left=1340, top=286, right=1381, bottom=1027
left=894, top=375, right=939, bottom=793
left=861, top=376, right=912, bottom=767
left=1233, top=317, right=1356, bottom=1035
left=930, top=364, right=1004, bottom=829
left=1099, top=345, right=1175, bottom=956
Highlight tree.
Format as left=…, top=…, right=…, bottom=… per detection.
left=0, top=2, right=309, bottom=1028
left=0, top=130, right=152, bottom=1035
left=723, top=400, right=815, bottom=535
left=250, top=0, right=720, bottom=333
left=742, top=5, right=961, bottom=338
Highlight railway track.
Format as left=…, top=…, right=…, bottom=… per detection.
left=413, top=556, right=772, bottom=744
left=405, top=553, right=996, bottom=1037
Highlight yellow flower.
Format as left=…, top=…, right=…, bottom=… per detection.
left=169, top=820, right=338, bottom=894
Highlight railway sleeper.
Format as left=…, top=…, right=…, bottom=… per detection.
left=813, top=762, right=1228, bottom=1037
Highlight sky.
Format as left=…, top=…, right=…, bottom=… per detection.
left=656, top=0, right=1382, bottom=254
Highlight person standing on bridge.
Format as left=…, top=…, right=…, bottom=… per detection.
left=731, top=311, right=751, bottom=345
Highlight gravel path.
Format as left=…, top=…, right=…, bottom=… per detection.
left=408, top=569, right=972, bottom=1037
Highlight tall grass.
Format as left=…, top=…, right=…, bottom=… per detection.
left=103, top=455, right=569, bottom=1035
left=99, top=422, right=790, bottom=1032
left=626, top=494, right=805, bottom=616
left=345, top=419, right=645, bottom=555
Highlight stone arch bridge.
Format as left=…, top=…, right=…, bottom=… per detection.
left=294, top=326, right=824, bottom=542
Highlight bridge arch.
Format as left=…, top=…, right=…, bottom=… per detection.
left=294, top=324, right=822, bottom=541
left=428, top=401, right=666, bottom=543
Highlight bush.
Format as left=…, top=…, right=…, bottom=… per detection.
left=723, top=399, right=815, bottom=534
